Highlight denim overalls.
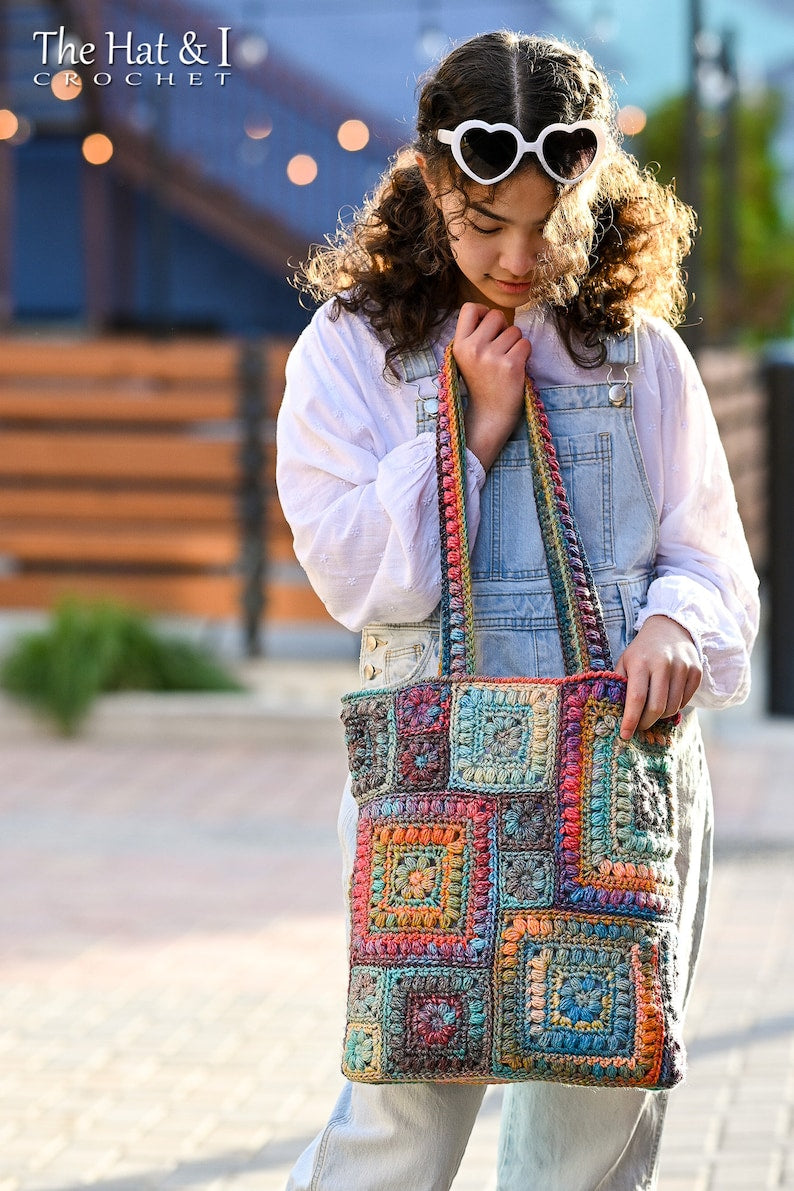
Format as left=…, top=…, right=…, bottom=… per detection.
left=287, top=332, right=713, bottom=1191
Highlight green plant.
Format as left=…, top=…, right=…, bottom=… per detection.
left=0, top=598, right=245, bottom=735
left=637, top=88, right=794, bottom=343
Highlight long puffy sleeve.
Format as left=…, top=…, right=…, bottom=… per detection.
left=633, top=321, right=760, bottom=708
left=276, top=304, right=486, bottom=630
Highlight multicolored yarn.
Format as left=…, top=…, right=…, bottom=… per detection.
left=340, top=346, right=687, bottom=1089
left=436, top=348, right=477, bottom=677
left=436, top=344, right=611, bottom=677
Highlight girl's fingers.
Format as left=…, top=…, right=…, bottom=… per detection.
left=454, top=302, right=490, bottom=338
left=620, top=663, right=701, bottom=738
left=456, top=304, right=525, bottom=353
left=619, top=670, right=649, bottom=740
left=683, top=665, right=703, bottom=707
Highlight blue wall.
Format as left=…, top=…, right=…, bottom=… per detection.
left=11, top=135, right=313, bottom=337
left=14, top=138, right=86, bottom=319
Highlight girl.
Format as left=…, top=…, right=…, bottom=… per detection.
left=276, top=30, right=759, bottom=1191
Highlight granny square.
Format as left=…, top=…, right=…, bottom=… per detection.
left=493, top=910, right=682, bottom=1086
left=449, top=682, right=558, bottom=793
left=342, top=695, right=395, bottom=802
left=396, top=682, right=451, bottom=735
left=557, top=680, right=678, bottom=918
left=350, top=793, right=498, bottom=966
left=383, top=966, right=492, bottom=1078
left=500, top=851, right=555, bottom=909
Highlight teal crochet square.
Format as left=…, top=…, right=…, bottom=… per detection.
left=448, top=682, right=558, bottom=793
left=493, top=912, right=672, bottom=1084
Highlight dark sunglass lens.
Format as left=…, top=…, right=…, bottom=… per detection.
left=459, top=128, right=517, bottom=179
left=542, top=128, right=598, bottom=178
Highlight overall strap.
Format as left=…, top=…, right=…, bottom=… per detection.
left=604, top=326, right=638, bottom=368
left=395, top=344, right=438, bottom=383
left=436, top=344, right=613, bottom=679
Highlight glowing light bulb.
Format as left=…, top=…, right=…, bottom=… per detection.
left=287, top=154, right=318, bottom=185
left=82, top=133, right=114, bottom=165
left=51, top=70, right=82, bottom=101
left=338, top=120, right=370, bottom=152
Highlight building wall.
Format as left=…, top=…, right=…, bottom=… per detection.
left=11, top=135, right=312, bottom=337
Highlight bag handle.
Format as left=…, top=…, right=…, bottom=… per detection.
left=436, top=343, right=613, bottom=679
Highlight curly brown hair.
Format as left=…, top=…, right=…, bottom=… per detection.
left=297, top=31, right=696, bottom=370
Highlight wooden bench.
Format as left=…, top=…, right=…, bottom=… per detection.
left=0, top=335, right=331, bottom=650
left=0, top=337, right=765, bottom=657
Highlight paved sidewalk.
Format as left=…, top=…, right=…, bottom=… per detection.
left=0, top=683, right=792, bottom=1190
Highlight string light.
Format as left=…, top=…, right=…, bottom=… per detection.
left=82, top=133, right=114, bottom=164
left=287, top=154, right=318, bottom=185
left=51, top=70, right=82, bottom=101
left=337, top=119, right=370, bottom=151
left=617, top=105, right=647, bottom=136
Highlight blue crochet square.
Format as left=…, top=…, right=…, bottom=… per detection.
left=449, top=682, right=558, bottom=793
left=493, top=911, right=674, bottom=1085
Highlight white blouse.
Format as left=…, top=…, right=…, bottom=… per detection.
left=276, top=301, right=760, bottom=709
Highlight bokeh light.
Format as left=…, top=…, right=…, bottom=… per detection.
left=245, top=116, right=273, bottom=140
left=82, top=133, right=114, bottom=165
left=617, top=105, right=647, bottom=136
left=417, top=25, right=447, bottom=61
left=287, top=154, right=318, bottom=185
left=234, top=34, right=269, bottom=69
left=51, top=70, right=82, bottom=101
left=0, top=110, right=19, bottom=140
left=337, top=119, right=370, bottom=152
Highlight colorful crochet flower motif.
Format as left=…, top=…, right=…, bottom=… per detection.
left=556, top=687, right=678, bottom=918
left=392, top=851, right=440, bottom=902
left=348, top=969, right=381, bottom=1019
left=351, top=794, right=497, bottom=965
left=344, top=1027, right=375, bottom=1073
left=502, top=852, right=554, bottom=907
left=450, top=683, right=557, bottom=793
left=557, top=974, right=608, bottom=1027
left=342, top=696, right=392, bottom=799
left=503, top=795, right=550, bottom=848
left=631, top=757, right=671, bottom=834
left=481, top=711, right=526, bottom=759
left=385, top=969, right=491, bottom=1076
left=397, top=684, right=450, bottom=734
left=412, top=996, right=461, bottom=1046
left=398, top=734, right=448, bottom=789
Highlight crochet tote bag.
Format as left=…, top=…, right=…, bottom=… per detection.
left=340, top=345, right=685, bottom=1089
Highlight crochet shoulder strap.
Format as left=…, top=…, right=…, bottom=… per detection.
left=436, top=343, right=613, bottom=679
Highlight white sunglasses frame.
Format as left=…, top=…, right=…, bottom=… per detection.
left=436, top=118, right=607, bottom=186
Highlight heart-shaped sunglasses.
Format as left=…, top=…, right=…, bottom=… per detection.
left=436, top=119, right=606, bottom=186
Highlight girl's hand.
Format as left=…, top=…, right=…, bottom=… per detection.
left=614, top=615, right=703, bottom=740
left=453, top=303, right=531, bottom=471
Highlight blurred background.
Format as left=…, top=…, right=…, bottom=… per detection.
left=0, top=0, right=792, bottom=703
